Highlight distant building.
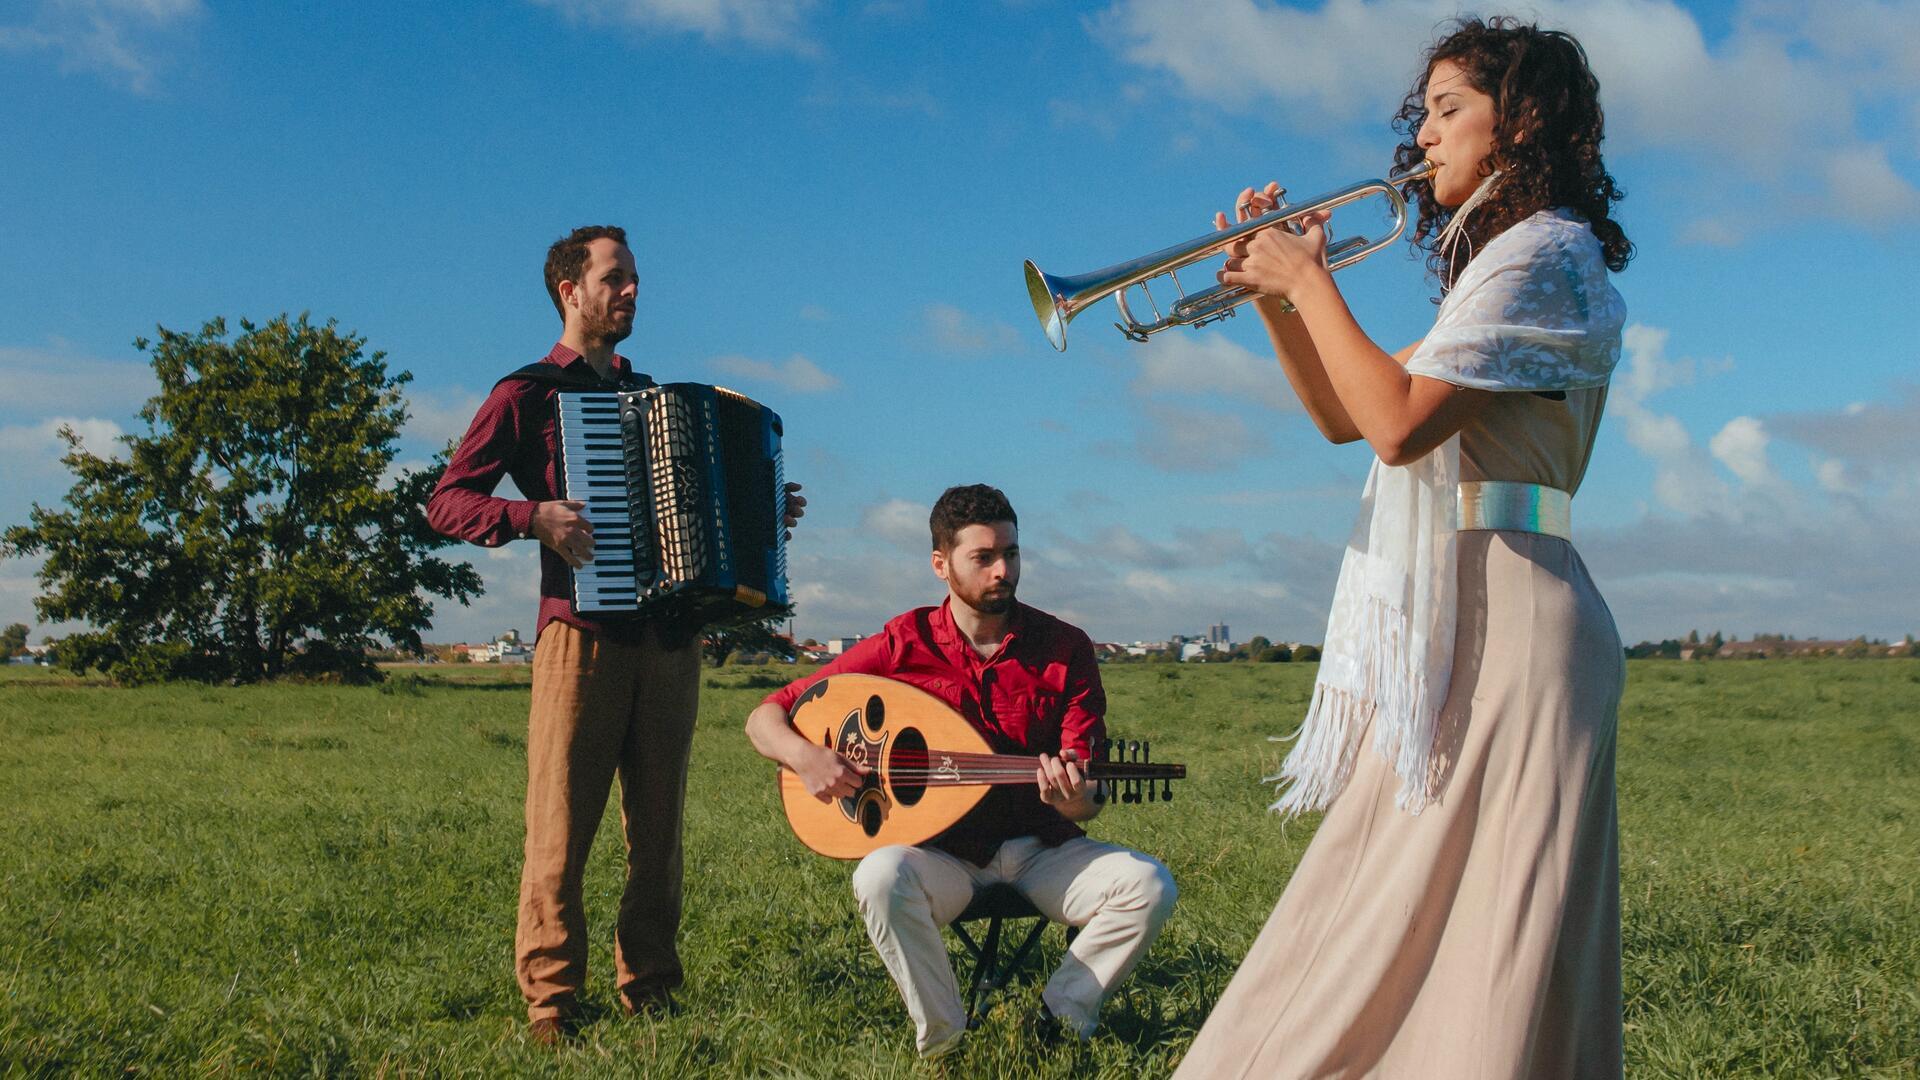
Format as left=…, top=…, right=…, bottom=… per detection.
left=1208, top=622, right=1230, bottom=645
left=826, top=636, right=863, bottom=655
left=460, top=630, right=535, bottom=663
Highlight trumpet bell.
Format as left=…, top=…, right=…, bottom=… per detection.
left=1024, top=260, right=1072, bottom=352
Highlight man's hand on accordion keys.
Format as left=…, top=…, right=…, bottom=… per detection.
left=532, top=499, right=597, bottom=569
left=783, top=482, right=807, bottom=537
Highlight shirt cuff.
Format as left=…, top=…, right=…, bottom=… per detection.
left=507, top=500, right=538, bottom=541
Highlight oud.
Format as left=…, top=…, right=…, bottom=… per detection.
left=778, top=673, right=1186, bottom=860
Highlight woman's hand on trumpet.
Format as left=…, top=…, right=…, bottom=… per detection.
left=1214, top=183, right=1336, bottom=310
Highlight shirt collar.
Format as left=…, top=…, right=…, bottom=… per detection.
left=932, top=596, right=1027, bottom=663
left=544, top=341, right=633, bottom=378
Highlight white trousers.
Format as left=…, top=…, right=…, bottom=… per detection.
left=850, top=835, right=1177, bottom=1053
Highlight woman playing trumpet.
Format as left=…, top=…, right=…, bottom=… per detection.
left=1174, top=18, right=1632, bottom=1079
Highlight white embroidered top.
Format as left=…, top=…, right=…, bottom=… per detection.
left=1406, top=209, right=1624, bottom=391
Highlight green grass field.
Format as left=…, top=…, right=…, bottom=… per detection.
left=1, top=660, right=1916, bottom=1077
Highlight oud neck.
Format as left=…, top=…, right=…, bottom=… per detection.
left=880, top=748, right=1185, bottom=786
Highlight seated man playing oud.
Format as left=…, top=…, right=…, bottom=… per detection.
left=745, top=484, right=1177, bottom=1057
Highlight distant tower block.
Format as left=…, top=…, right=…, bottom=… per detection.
left=1208, top=622, right=1230, bottom=645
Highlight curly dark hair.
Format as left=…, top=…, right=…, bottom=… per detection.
left=543, top=225, right=628, bottom=319
left=929, top=484, right=1017, bottom=552
left=1391, top=17, right=1632, bottom=288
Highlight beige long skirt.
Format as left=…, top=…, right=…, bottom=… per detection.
left=1174, top=531, right=1625, bottom=1080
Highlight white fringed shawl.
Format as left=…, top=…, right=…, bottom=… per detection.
left=1270, top=209, right=1626, bottom=817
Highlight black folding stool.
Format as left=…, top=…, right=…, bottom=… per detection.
left=948, top=882, right=1080, bottom=1028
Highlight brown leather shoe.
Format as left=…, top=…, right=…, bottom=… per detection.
left=528, top=1015, right=575, bottom=1046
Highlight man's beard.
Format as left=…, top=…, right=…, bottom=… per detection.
left=583, top=309, right=633, bottom=346
left=969, top=584, right=1016, bottom=615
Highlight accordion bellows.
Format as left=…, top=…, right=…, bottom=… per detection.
left=556, top=383, right=789, bottom=627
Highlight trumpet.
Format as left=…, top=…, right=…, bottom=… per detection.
left=1023, top=161, right=1436, bottom=351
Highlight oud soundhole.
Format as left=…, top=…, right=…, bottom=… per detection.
left=863, top=695, right=885, bottom=733
left=860, top=795, right=883, bottom=836
left=890, top=726, right=927, bottom=807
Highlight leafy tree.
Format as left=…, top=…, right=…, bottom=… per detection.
left=1, top=315, right=482, bottom=684
left=1258, top=644, right=1293, bottom=662
left=0, top=622, right=28, bottom=657
left=1293, top=644, right=1322, bottom=662
left=702, top=611, right=797, bottom=668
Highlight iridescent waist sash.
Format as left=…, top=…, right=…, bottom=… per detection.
left=1457, top=481, right=1571, bottom=540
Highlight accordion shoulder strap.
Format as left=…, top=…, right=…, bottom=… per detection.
left=493, top=361, right=656, bottom=393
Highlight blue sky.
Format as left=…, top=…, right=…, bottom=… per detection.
left=3, top=0, right=1916, bottom=648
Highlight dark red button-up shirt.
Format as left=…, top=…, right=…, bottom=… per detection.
left=424, top=343, right=652, bottom=642
left=764, top=599, right=1108, bottom=866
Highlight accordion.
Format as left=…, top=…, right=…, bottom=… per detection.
left=555, top=383, right=789, bottom=627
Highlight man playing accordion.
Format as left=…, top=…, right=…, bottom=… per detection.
left=427, top=225, right=805, bottom=1045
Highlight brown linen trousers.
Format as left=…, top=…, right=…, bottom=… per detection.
left=516, top=620, right=702, bottom=1021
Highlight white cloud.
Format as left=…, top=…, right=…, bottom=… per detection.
left=1132, top=331, right=1301, bottom=412
left=0, top=0, right=202, bottom=93
left=1814, top=457, right=1854, bottom=495
left=0, top=417, right=127, bottom=471
left=1093, top=0, right=1441, bottom=123
left=1706, top=416, right=1776, bottom=489
left=709, top=353, right=840, bottom=393
left=1105, top=400, right=1271, bottom=473
left=1676, top=218, right=1742, bottom=249
left=0, top=344, right=156, bottom=418
left=0, top=555, right=85, bottom=639
left=529, top=0, right=818, bottom=53
left=923, top=303, right=1022, bottom=354
left=422, top=546, right=544, bottom=644
left=1824, top=143, right=1920, bottom=231
left=1588, top=330, right=1920, bottom=640
left=1766, top=383, right=1920, bottom=470
left=775, top=505, right=1345, bottom=644
left=402, top=387, right=486, bottom=452
left=1616, top=323, right=1733, bottom=404
left=1093, top=0, right=1920, bottom=227
left=859, top=498, right=927, bottom=550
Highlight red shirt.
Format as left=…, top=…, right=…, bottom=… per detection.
left=765, top=599, right=1107, bottom=866
left=424, top=343, right=652, bottom=642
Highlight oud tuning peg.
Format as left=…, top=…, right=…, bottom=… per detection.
left=1143, top=739, right=1152, bottom=762
left=1162, top=777, right=1174, bottom=801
